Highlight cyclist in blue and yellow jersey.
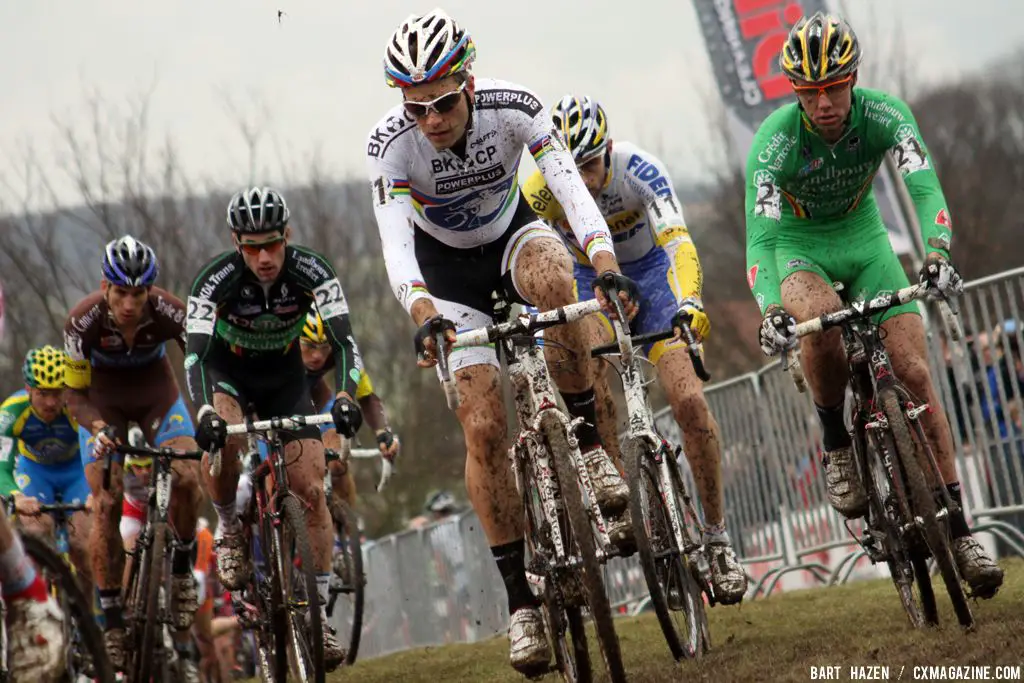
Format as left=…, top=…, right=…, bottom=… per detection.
left=0, top=346, right=93, bottom=579
left=521, top=96, right=747, bottom=604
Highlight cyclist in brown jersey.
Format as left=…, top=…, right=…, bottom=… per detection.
left=64, top=236, right=204, bottom=676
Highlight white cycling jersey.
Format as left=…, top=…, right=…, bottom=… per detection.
left=366, top=77, right=614, bottom=314
left=522, top=141, right=703, bottom=303
left=523, top=141, right=689, bottom=265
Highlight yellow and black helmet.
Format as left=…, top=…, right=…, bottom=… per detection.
left=780, top=12, right=861, bottom=83
left=301, top=310, right=328, bottom=344
left=551, top=95, right=609, bottom=165
left=22, top=345, right=67, bottom=390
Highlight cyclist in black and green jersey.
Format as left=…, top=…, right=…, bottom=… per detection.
left=745, top=12, right=1002, bottom=597
left=185, top=187, right=363, bottom=669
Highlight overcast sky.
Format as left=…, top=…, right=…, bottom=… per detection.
left=0, top=0, right=1021, bottom=210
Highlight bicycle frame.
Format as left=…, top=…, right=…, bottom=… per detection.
left=437, top=299, right=616, bottom=563
left=592, top=319, right=713, bottom=591
left=211, top=412, right=334, bottom=683
left=507, top=332, right=615, bottom=563
left=844, top=321, right=947, bottom=535
left=785, top=284, right=959, bottom=531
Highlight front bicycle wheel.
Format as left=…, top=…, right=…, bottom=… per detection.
left=520, top=446, right=592, bottom=683
left=328, top=497, right=364, bottom=665
left=624, top=438, right=706, bottom=660
left=125, top=521, right=166, bottom=683
left=542, top=415, right=626, bottom=683
left=21, top=535, right=115, bottom=683
left=276, top=495, right=325, bottom=683
left=864, top=423, right=937, bottom=628
left=880, top=389, right=973, bottom=628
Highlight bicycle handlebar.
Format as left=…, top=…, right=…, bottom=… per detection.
left=325, top=447, right=394, bottom=492
left=783, top=283, right=962, bottom=393
left=209, top=414, right=394, bottom=492
left=0, top=497, right=87, bottom=517
left=439, top=299, right=603, bottom=410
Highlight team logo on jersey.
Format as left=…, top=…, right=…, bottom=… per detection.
left=241, top=285, right=257, bottom=299
left=847, top=135, right=861, bottom=152
left=420, top=175, right=516, bottom=232
left=747, top=264, right=759, bottom=289
left=434, top=163, right=503, bottom=195
left=475, top=89, right=543, bottom=117
left=798, top=158, right=823, bottom=176
left=935, top=208, right=951, bottom=229
left=625, top=155, right=672, bottom=199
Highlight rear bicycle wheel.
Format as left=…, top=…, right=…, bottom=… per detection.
left=327, top=497, right=364, bottom=665
left=880, top=389, right=973, bottom=628
left=21, top=535, right=115, bottom=683
left=625, top=438, right=706, bottom=660
left=542, top=415, right=626, bottom=683
left=277, top=495, right=325, bottom=682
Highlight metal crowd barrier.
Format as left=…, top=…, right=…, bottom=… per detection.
left=338, top=266, right=1024, bottom=659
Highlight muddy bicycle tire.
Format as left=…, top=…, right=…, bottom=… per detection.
left=542, top=415, right=626, bottom=683
left=880, top=389, right=973, bottom=629
left=21, top=535, right=115, bottom=683
left=328, top=497, right=365, bottom=665
left=278, top=495, right=325, bottom=682
left=625, top=438, right=704, bottom=661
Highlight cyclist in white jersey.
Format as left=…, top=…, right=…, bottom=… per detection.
left=367, top=9, right=641, bottom=675
left=522, top=95, right=748, bottom=604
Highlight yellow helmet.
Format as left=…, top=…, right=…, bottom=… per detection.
left=551, top=95, right=609, bottom=164
left=23, top=345, right=67, bottom=390
left=780, top=12, right=861, bottom=83
left=301, top=310, right=328, bottom=344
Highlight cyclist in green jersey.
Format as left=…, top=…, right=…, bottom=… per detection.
left=745, top=12, right=1002, bottom=598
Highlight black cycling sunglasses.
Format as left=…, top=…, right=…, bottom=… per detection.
left=403, top=82, right=467, bottom=119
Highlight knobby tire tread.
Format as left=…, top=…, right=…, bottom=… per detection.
left=880, top=389, right=973, bottom=629
left=543, top=417, right=626, bottom=683
left=624, top=439, right=686, bottom=660
left=280, top=495, right=325, bottom=683
left=330, top=498, right=365, bottom=665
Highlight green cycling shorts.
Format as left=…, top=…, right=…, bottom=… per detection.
left=775, top=219, right=919, bottom=323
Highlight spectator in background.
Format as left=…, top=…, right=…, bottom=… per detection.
left=972, top=328, right=1024, bottom=550
left=942, top=333, right=973, bottom=447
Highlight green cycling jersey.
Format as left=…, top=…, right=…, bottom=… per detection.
left=745, top=87, right=952, bottom=315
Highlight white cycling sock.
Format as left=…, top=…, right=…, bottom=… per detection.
left=213, top=500, right=240, bottom=535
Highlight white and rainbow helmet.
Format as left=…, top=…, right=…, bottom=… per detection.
left=384, top=8, right=476, bottom=88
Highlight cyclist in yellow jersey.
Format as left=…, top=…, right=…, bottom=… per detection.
left=300, top=310, right=399, bottom=508
left=522, top=96, right=747, bottom=604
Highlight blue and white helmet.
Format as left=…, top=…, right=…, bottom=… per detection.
left=102, top=235, right=158, bottom=287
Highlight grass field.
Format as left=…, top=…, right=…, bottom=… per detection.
left=330, top=559, right=1024, bottom=682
